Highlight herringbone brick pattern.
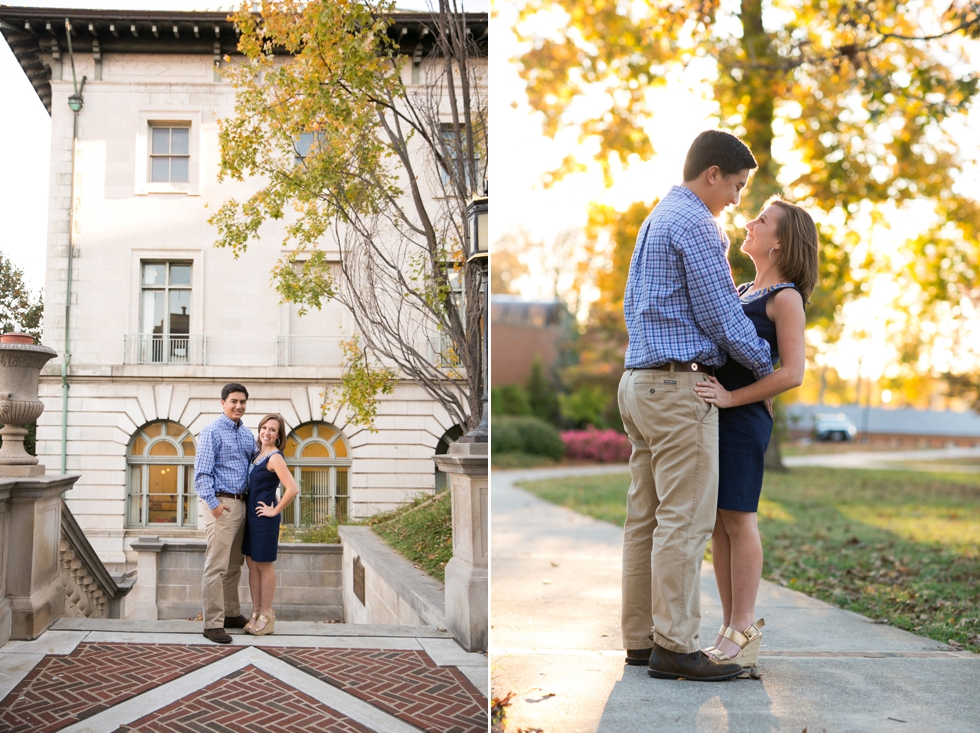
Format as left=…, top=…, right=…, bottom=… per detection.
left=117, top=665, right=374, bottom=732
left=0, top=643, right=237, bottom=733
left=267, top=648, right=488, bottom=733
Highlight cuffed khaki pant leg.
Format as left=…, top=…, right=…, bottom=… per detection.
left=201, top=497, right=247, bottom=629
left=619, top=368, right=719, bottom=653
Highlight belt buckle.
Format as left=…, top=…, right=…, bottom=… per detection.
left=691, top=362, right=698, bottom=372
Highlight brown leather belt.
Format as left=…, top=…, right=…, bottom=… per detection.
left=215, top=491, right=247, bottom=501
left=646, top=361, right=714, bottom=375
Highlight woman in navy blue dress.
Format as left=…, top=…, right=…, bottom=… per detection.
left=693, top=198, right=819, bottom=666
left=242, top=414, right=299, bottom=636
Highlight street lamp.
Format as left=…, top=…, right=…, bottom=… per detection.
left=460, top=193, right=488, bottom=442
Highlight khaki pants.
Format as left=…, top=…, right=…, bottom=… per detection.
left=201, top=497, right=247, bottom=629
left=618, top=368, right=718, bottom=653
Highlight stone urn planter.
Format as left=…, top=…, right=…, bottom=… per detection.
left=0, top=341, right=57, bottom=476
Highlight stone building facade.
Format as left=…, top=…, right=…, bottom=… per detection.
left=2, top=7, right=485, bottom=569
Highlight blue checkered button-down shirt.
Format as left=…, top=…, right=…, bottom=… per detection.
left=624, top=185, right=773, bottom=380
left=194, top=414, right=255, bottom=510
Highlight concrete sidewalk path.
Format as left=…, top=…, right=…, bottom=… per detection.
left=490, top=466, right=980, bottom=733
left=783, top=446, right=980, bottom=473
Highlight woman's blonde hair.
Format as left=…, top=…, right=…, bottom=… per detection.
left=767, top=196, right=819, bottom=303
left=256, top=414, right=287, bottom=450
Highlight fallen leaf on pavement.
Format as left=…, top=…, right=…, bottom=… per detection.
left=490, top=691, right=514, bottom=730
left=523, top=688, right=556, bottom=703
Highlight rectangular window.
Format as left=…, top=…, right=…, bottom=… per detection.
left=128, top=464, right=196, bottom=528
left=150, top=126, right=190, bottom=183
left=294, top=131, right=330, bottom=167
left=280, top=466, right=349, bottom=525
left=439, top=126, right=482, bottom=190
left=139, top=261, right=192, bottom=363
left=294, top=131, right=314, bottom=166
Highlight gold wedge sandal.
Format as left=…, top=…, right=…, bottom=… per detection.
left=243, top=612, right=260, bottom=633
left=704, top=618, right=765, bottom=667
left=249, top=610, right=276, bottom=637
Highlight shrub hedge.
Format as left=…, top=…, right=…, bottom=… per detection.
left=561, top=428, right=632, bottom=463
left=492, top=416, right=565, bottom=460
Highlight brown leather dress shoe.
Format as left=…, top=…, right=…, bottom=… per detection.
left=626, top=648, right=653, bottom=665
left=203, top=627, right=232, bottom=644
left=647, top=643, right=742, bottom=681
left=224, top=615, right=250, bottom=629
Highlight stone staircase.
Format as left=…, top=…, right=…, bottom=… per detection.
left=1, top=476, right=134, bottom=647
left=59, top=502, right=135, bottom=620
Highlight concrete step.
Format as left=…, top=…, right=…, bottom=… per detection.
left=52, top=617, right=452, bottom=638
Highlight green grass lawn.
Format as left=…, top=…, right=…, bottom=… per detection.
left=279, top=491, right=453, bottom=583
left=491, top=451, right=562, bottom=470
left=517, top=467, right=980, bottom=652
left=365, top=491, right=453, bottom=583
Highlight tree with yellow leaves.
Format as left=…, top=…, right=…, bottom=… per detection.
left=515, top=0, right=980, bottom=410
left=211, top=0, right=487, bottom=429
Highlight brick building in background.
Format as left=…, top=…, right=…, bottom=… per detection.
left=490, top=295, right=570, bottom=387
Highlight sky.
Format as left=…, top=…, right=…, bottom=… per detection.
left=0, top=0, right=487, bottom=293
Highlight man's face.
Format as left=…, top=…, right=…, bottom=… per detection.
left=706, top=168, right=751, bottom=217
left=221, top=392, right=247, bottom=422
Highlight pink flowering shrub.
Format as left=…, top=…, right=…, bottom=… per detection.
left=560, top=428, right=631, bottom=463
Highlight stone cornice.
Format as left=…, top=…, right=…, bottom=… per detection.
left=0, top=5, right=488, bottom=114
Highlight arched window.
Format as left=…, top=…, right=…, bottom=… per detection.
left=127, top=420, right=197, bottom=527
left=282, top=421, right=352, bottom=525
left=435, top=424, right=465, bottom=492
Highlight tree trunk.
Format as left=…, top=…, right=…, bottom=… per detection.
left=764, top=434, right=787, bottom=473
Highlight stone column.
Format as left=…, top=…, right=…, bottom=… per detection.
left=0, top=483, right=11, bottom=646
left=0, top=340, right=79, bottom=642
left=2, top=474, right=80, bottom=640
left=130, top=536, right=165, bottom=620
left=433, top=441, right=488, bottom=652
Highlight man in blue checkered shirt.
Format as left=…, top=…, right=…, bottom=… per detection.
left=195, top=382, right=255, bottom=643
left=619, top=131, right=773, bottom=681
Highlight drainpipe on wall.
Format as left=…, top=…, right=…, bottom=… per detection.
left=62, top=18, right=85, bottom=474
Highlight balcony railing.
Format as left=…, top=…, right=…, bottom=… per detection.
left=123, top=335, right=206, bottom=365
left=275, top=336, right=344, bottom=367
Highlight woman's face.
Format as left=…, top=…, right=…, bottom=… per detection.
left=259, top=419, right=280, bottom=448
left=742, top=204, right=783, bottom=261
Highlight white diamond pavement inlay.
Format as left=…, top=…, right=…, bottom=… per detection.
left=57, top=646, right=420, bottom=733
left=0, top=652, right=45, bottom=701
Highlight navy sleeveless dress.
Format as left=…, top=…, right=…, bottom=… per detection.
left=715, top=282, right=800, bottom=512
left=242, top=450, right=283, bottom=562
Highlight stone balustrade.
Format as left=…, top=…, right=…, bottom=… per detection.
left=60, top=502, right=134, bottom=620
left=0, top=477, right=135, bottom=646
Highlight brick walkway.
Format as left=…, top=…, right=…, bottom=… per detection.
left=0, top=622, right=487, bottom=733
left=119, top=667, right=373, bottom=733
